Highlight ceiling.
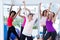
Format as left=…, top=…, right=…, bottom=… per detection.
left=3, top=0, right=60, bottom=18
left=3, top=0, right=60, bottom=6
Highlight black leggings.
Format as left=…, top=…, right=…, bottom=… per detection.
left=20, top=26, right=24, bottom=39
left=43, top=26, right=47, bottom=39
left=20, top=26, right=23, bottom=35
left=7, top=26, right=20, bottom=40
left=44, top=31, right=57, bottom=40
left=20, top=34, right=33, bottom=40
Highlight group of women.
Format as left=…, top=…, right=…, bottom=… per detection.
left=7, top=1, right=60, bottom=40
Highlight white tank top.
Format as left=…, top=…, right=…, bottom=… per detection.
left=40, top=16, right=47, bottom=26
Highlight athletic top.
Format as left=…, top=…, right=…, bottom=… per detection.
left=22, top=17, right=26, bottom=28
left=7, top=16, right=13, bottom=27
left=21, top=9, right=29, bottom=28
left=22, top=14, right=38, bottom=36
left=46, top=19, right=56, bottom=32
left=40, top=16, right=47, bottom=26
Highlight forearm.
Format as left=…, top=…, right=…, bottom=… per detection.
left=23, top=1, right=31, bottom=13
left=9, top=5, right=13, bottom=12
left=25, top=8, right=31, bottom=13
left=9, top=5, right=13, bottom=16
left=23, top=1, right=26, bottom=9
left=47, top=3, right=52, bottom=14
left=13, top=7, right=21, bottom=19
left=10, top=7, right=12, bottom=12
left=19, top=14, right=25, bottom=18
left=39, top=3, right=42, bottom=17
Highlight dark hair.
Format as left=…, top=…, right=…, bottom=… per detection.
left=42, top=10, right=47, bottom=16
left=52, top=12, right=55, bottom=17
left=47, top=14, right=49, bottom=19
left=47, top=12, right=55, bottom=19
left=28, top=13, right=34, bottom=17
left=9, top=11, right=16, bottom=17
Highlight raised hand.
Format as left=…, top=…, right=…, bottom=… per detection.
left=39, top=3, right=42, bottom=6
left=9, top=3, right=14, bottom=13
left=39, top=3, right=42, bottom=17
left=23, top=1, right=25, bottom=4
left=19, top=7, right=21, bottom=11
left=13, top=7, right=21, bottom=19
left=47, top=2, right=52, bottom=14
left=18, top=7, right=21, bottom=13
left=39, top=3, right=42, bottom=10
left=39, top=3, right=42, bottom=8
left=23, top=1, right=26, bottom=9
left=50, top=2, right=52, bottom=6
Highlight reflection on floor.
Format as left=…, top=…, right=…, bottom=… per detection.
left=14, top=37, right=60, bottom=40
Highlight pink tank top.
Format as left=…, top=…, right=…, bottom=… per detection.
left=22, top=17, right=26, bottom=28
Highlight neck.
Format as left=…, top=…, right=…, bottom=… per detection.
left=48, top=18, right=51, bottom=21
left=43, top=15, right=47, bottom=17
left=9, top=16, right=12, bottom=18
left=29, top=19, right=32, bottom=22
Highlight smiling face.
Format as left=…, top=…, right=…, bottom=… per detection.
left=28, top=15, right=33, bottom=20
left=48, top=13, right=53, bottom=19
left=10, top=12, right=15, bottom=17
left=48, top=12, right=55, bottom=20
left=42, top=10, right=48, bottom=16
left=44, top=10, right=48, bottom=16
left=28, top=13, right=34, bottom=21
left=9, top=11, right=16, bottom=17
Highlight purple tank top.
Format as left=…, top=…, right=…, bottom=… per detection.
left=46, top=19, right=56, bottom=32
left=22, top=17, right=26, bottom=28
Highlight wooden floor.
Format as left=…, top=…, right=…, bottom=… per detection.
left=13, top=38, right=60, bottom=40
left=37, top=39, right=43, bottom=40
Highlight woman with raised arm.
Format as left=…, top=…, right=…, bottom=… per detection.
left=7, top=4, right=21, bottom=40
left=20, top=10, right=38, bottom=40
left=44, top=7, right=60, bottom=40
left=19, top=1, right=31, bottom=37
left=19, top=1, right=38, bottom=40
left=39, top=3, right=52, bottom=39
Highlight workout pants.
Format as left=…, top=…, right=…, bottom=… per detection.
left=43, top=26, right=47, bottom=39
left=7, top=26, right=20, bottom=40
left=20, top=26, right=23, bottom=35
left=20, top=34, right=33, bottom=40
left=43, top=31, right=57, bottom=40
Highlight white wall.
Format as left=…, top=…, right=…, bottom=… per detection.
left=0, top=0, right=4, bottom=40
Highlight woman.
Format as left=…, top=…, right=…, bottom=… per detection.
left=20, top=10, right=38, bottom=40
left=19, top=1, right=26, bottom=36
left=39, top=3, right=52, bottom=39
left=44, top=7, right=60, bottom=40
left=7, top=4, right=21, bottom=40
